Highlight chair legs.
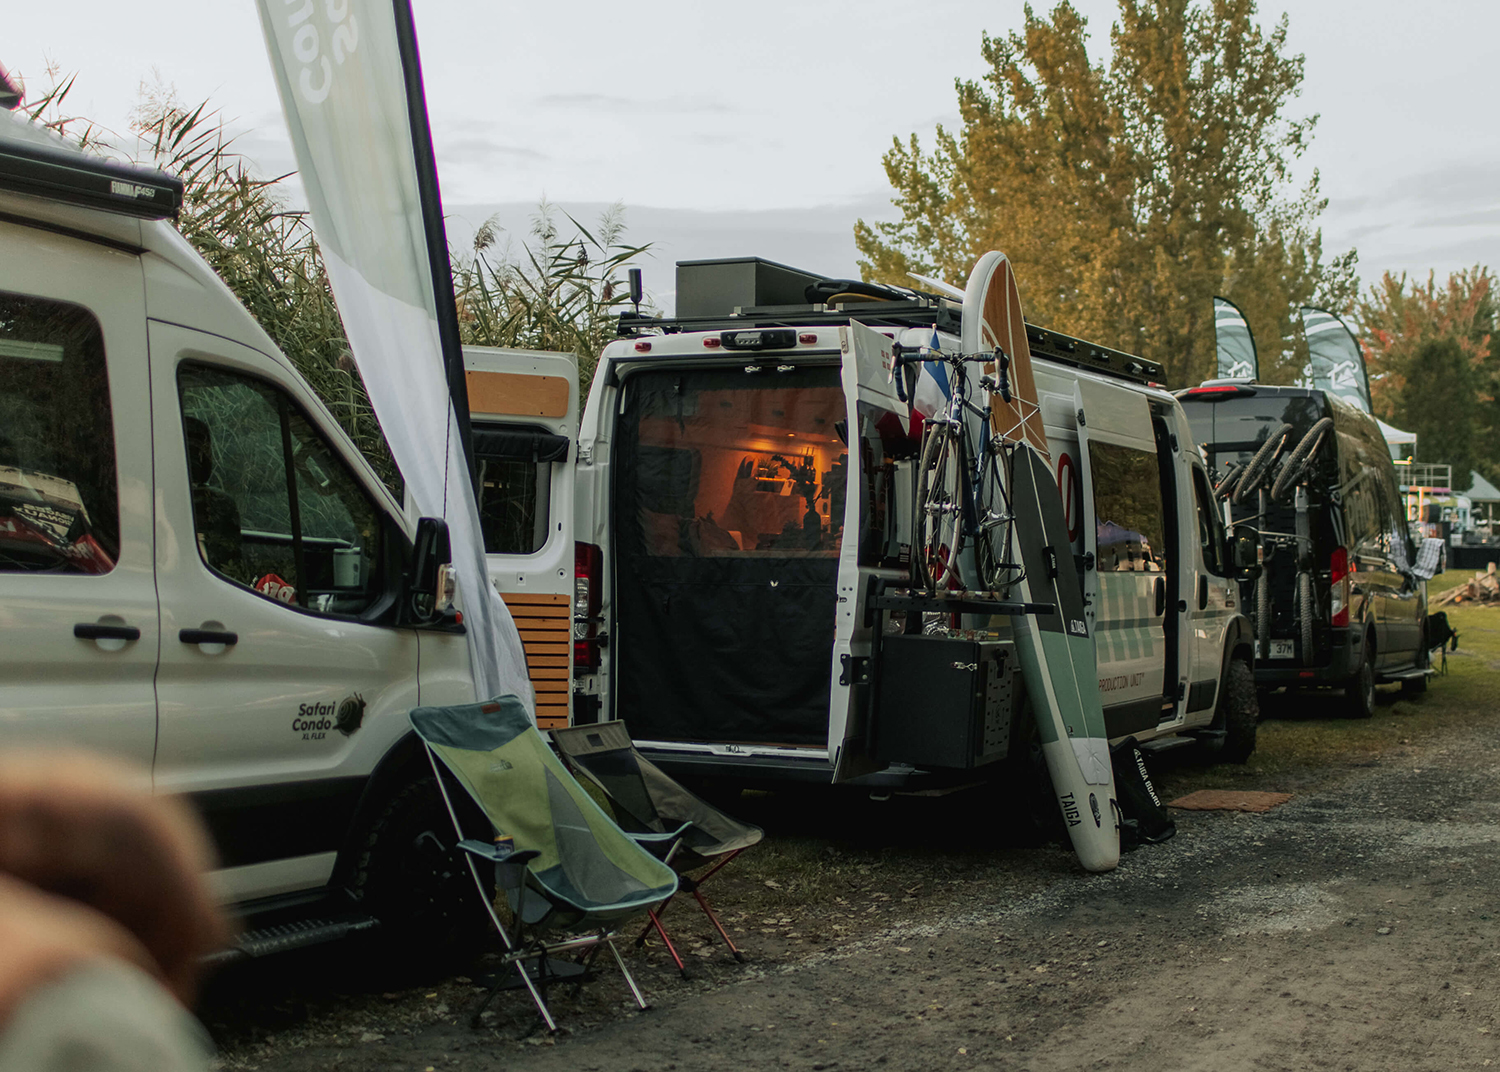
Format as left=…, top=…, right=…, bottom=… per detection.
left=635, top=849, right=749, bottom=968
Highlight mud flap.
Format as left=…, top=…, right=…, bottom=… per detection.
left=1110, top=737, right=1176, bottom=850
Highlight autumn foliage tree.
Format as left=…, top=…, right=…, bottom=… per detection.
left=1357, top=267, right=1496, bottom=488
left=855, top=0, right=1356, bottom=386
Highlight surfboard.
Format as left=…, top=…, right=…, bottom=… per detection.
left=961, top=251, right=1119, bottom=873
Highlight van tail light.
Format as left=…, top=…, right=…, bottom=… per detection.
left=573, top=542, right=602, bottom=673
left=1329, top=546, right=1350, bottom=627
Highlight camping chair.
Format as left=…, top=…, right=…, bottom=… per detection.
left=550, top=720, right=763, bottom=978
left=408, top=697, right=680, bottom=1033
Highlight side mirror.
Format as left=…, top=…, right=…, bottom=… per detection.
left=404, top=517, right=459, bottom=627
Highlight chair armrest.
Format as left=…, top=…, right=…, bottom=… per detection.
left=458, top=839, right=540, bottom=866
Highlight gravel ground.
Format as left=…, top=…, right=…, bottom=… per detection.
left=203, top=679, right=1500, bottom=1071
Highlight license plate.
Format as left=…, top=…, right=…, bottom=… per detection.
left=1257, top=639, right=1294, bottom=660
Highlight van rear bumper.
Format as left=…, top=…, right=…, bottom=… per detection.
left=1253, top=627, right=1361, bottom=686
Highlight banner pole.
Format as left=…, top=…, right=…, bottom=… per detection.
left=391, top=0, right=479, bottom=500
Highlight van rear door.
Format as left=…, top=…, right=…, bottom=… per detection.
left=1074, top=379, right=1172, bottom=738
left=464, top=347, right=579, bottom=732
left=830, top=322, right=911, bottom=780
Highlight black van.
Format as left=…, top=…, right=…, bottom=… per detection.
left=1177, top=383, right=1429, bottom=715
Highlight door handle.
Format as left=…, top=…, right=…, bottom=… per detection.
left=179, top=628, right=238, bottom=646
left=1198, top=575, right=1209, bottom=610
left=1154, top=576, right=1166, bottom=617
left=73, top=622, right=142, bottom=642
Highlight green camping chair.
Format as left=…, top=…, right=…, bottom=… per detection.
left=409, top=697, right=679, bottom=1032
left=550, top=720, right=763, bottom=977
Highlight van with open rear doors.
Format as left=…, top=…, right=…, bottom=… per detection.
left=1178, top=382, right=1431, bottom=715
left=566, top=258, right=1259, bottom=790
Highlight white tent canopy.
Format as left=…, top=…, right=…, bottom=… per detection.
left=1378, top=417, right=1416, bottom=447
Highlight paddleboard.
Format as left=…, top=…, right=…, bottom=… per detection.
left=961, top=251, right=1119, bottom=873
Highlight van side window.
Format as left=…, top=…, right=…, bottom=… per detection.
left=178, top=365, right=384, bottom=617
left=1088, top=442, right=1166, bottom=572
left=1190, top=467, right=1226, bottom=575
left=473, top=424, right=564, bottom=555
left=0, top=293, right=118, bottom=575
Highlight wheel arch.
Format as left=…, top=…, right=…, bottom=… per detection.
left=329, top=730, right=431, bottom=890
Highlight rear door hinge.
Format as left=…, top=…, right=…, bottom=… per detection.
left=839, top=654, right=870, bottom=687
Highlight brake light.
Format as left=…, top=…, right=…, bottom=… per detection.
left=570, top=545, right=600, bottom=671
left=1330, top=546, right=1350, bottom=627
left=573, top=542, right=602, bottom=672
left=1179, top=384, right=1253, bottom=399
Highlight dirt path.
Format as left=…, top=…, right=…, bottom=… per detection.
left=207, top=696, right=1500, bottom=1072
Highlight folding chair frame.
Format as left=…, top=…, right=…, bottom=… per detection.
left=424, top=749, right=650, bottom=1033
left=636, top=847, right=747, bottom=976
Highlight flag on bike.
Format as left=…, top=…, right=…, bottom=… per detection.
left=1214, top=296, right=1258, bottom=380
left=912, top=329, right=951, bottom=418
left=1301, top=307, right=1372, bottom=413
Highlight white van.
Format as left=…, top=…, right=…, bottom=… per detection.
left=0, top=110, right=560, bottom=965
left=565, top=258, right=1259, bottom=790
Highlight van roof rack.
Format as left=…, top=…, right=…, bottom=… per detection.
left=619, top=256, right=1162, bottom=386
left=0, top=113, right=183, bottom=221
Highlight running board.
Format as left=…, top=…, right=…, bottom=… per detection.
left=1382, top=667, right=1435, bottom=681
left=1139, top=734, right=1198, bottom=753
left=204, top=914, right=381, bottom=965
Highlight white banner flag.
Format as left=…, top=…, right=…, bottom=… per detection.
left=256, top=0, right=532, bottom=715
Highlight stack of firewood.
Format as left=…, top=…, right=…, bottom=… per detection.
left=1434, top=562, right=1500, bottom=606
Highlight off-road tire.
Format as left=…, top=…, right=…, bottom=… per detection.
left=1297, top=571, right=1316, bottom=662
left=351, top=777, right=494, bottom=979
left=1345, top=645, right=1377, bottom=719
left=1207, top=658, right=1258, bottom=764
left=1233, top=422, right=1293, bottom=504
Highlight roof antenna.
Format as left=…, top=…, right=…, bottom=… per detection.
left=628, top=268, right=643, bottom=317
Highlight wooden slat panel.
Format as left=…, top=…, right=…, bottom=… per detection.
left=536, top=715, right=569, bottom=730
left=468, top=371, right=571, bottom=419
left=519, top=622, right=570, bottom=637
left=509, top=609, right=568, bottom=622
left=533, top=680, right=570, bottom=695
left=526, top=654, right=570, bottom=668
left=529, top=666, right=570, bottom=680
left=523, top=642, right=570, bottom=656
left=500, top=592, right=570, bottom=606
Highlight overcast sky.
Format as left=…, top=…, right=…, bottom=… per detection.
left=8, top=1, right=1499, bottom=312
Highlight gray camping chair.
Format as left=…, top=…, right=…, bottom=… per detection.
left=550, top=720, right=763, bottom=977
left=409, top=697, right=679, bottom=1032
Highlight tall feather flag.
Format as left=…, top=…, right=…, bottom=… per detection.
left=1300, top=306, right=1372, bottom=413
left=256, top=0, right=532, bottom=714
left=1213, top=296, right=1258, bottom=380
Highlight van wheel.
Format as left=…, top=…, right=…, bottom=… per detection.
left=352, top=777, right=494, bottom=978
left=1345, top=650, right=1377, bottom=719
left=1208, top=658, right=1258, bottom=764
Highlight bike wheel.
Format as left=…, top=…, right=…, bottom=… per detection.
left=972, top=446, right=1018, bottom=593
left=1271, top=417, right=1333, bottom=502
left=1255, top=567, right=1271, bottom=659
left=1234, top=422, right=1293, bottom=504
left=1297, top=570, right=1315, bottom=662
left=913, top=424, right=964, bottom=590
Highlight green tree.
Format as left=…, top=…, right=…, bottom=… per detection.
left=1356, top=266, right=1496, bottom=487
left=855, top=0, right=1356, bottom=386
